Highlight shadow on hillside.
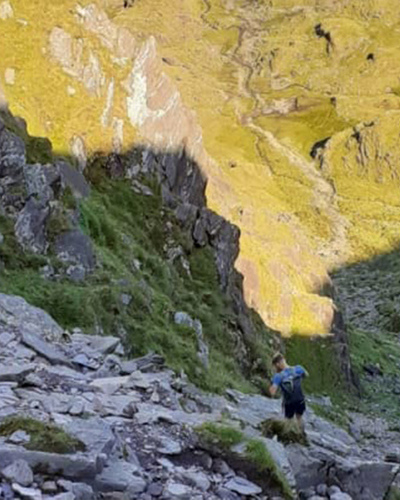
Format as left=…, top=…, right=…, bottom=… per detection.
left=2, top=104, right=384, bottom=397
left=0, top=105, right=287, bottom=393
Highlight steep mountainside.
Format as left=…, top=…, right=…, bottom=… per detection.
left=3, top=0, right=400, bottom=336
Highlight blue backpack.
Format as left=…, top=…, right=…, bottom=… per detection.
left=280, top=368, right=304, bottom=405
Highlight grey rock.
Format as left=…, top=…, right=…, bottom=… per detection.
left=21, top=329, right=70, bottom=366
left=120, top=360, right=138, bottom=375
left=308, top=497, right=325, bottom=500
left=163, top=482, right=192, bottom=500
left=330, top=494, right=353, bottom=500
left=2, top=459, right=33, bottom=486
left=23, top=163, right=59, bottom=204
left=54, top=230, right=95, bottom=274
left=94, top=461, right=145, bottom=492
left=42, top=481, right=58, bottom=494
left=0, top=445, right=99, bottom=479
left=299, top=487, right=315, bottom=498
left=49, top=493, right=75, bottom=500
left=8, top=430, right=31, bottom=445
left=0, top=232, right=4, bottom=245
left=89, top=376, right=129, bottom=395
left=180, top=470, right=210, bottom=491
left=12, top=484, right=42, bottom=500
left=120, top=293, right=132, bottom=306
left=87, top=336, right=120, bottom=356
left=174, top=312, right=209, bottom=369
left=0, top=126, right=25, bottom=177
left=147, top=483, right=163, bottom=497
left=15, top=198, right=49, bottom=254
left=71, top=483, right=94, bottom=500
left=316, top=484, right=328, bottom=496
left=216, top=488, right=240, bottom=500
left=328, top=486, right=341, bottom=496
left=0, top=293, right=63, bottom=340
left=55, top=160, right=89, bottom=199
left=224, top=477, right=262, bottom=496
left=63, top=417, right=116, bottom=455
left=159, top=437, right=182, bottom=455
left=0, top=364, right=35, bottom=382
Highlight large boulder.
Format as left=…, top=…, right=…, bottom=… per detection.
left=0, top=293, right=63, bottom=341
left=14, top=197, right=49, bottom=254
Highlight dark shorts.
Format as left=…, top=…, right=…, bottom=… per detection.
left=284, top=400, right=306, bottom=419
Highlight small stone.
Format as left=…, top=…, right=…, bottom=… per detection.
left=159, top=437, right=182, bottom=455
left=120, top=293, right=132, bottom=306
left=316, top=484, right=328, bottom=497
left=0, top=233, right=3, bottom=245
left=0, top=1, right=13, bottom=20
left=328, top=486, right=342, bottom=496
left=42, top=481, right=58, bottom=494
left=225, top=477, right=262, bottom=496
left=51, top=493, right=75, bottom=500
left=216, top=488, right=240, bottom=500
left=181, top=470, right=210, bottom=491
left=147, top=482, right=163, bottom=497
left=67, top=86, right=76, bottom=96
left=164, top=482, right=191, bottom=499
left=8, top=430, right=31, bottom=445
left=12, top=484, right=42, bottom=500
left=5, top=68, right=15, bottom=85
left=69, top=398, right=85, bottom=416
left=3, top=459, right=34, bottom=487
left=330, top=494, right=353, bottom=500
left=71, top=483, right=94, bottom=500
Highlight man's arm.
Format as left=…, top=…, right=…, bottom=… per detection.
left=269, top=384, right=278, bottom=397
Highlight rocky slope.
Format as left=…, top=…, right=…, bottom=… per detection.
left=0, top=292, right=399, bottom=500
left=3, top=0, right=400, bottom=335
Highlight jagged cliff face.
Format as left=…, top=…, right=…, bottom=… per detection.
left=2, top=0, right=400, bottom=335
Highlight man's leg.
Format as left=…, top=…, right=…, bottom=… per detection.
left=295, top=401, right=306, bottom=431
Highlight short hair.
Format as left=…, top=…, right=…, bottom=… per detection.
left=272, top=352, right=284, bottom=366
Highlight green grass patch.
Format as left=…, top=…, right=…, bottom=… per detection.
left=284, top=335, right=348, bottom=404
left=196, top=422, right=244, bottom=449
left=245, top=438, right=293, bottom=499
left=0, top=416, right=85, bottom=454
left=197, top=423, right=293, bottom=499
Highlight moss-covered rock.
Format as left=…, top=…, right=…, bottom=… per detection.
left=0, top=416, right=86, bottom=454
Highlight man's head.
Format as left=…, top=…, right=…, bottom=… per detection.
left=272, top=352, right=287, bottom=372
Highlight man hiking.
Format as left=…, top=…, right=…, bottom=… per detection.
left=269, top=353, right=308, bottom=427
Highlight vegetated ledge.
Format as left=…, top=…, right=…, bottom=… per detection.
left=0, top=416, right=86, bottom=454
left=196, top=422, right=294, bottom=499
left=0, top=106, right=281, bottom=394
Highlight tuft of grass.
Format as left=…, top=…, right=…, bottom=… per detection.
left=0, top=416, right=86, bottom=454
left=197, top=423, right=293, bottom=499
left=245, top=438, right=293, bottom=499
left=259, top=418, right=308, bottom=446
left=197, top=422, right=244, bottom=449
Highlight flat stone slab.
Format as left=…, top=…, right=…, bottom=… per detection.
left=93, top=461, right=145, bottom=492
left=0, top=445, right=100, bottom=479
left=21, top=330, right=71, bottom=367
left=0, top=294, right=63, bottom=341
left=0, top=364, right=35, bottom=382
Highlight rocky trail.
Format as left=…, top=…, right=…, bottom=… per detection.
left=0, top=292, right=398, bottom=500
